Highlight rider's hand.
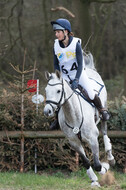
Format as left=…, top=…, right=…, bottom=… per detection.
left=71, top=78, right=79, bottom=90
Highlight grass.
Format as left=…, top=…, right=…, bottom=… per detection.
left=0, top=169, right=125, bottom=190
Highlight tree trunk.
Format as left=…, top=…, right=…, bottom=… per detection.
left=124, top=68, right=126, bottom=96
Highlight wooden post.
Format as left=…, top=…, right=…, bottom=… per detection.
left=20, top=49, right=26, bottom=173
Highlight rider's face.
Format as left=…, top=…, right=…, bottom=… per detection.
left=55, top=30, right=68, bottom=41
left=55, top=30, right=64, bottom=41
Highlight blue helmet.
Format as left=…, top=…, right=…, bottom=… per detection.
left=51, top=18, right=71, bottom=32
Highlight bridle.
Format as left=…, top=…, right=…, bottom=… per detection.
left=45, top=78, right=84, bottom=136
left=46, top=79, right=74, bottom=112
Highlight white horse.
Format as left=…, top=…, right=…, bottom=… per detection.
left=44, top=54, right=115, bottom=187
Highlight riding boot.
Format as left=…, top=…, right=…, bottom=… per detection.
left=50, top=111, right=60, bottom=130
left=92, top=94, right=110, bottom=121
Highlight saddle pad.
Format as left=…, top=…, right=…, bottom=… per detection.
left=88, top=77, right=104, bottom=96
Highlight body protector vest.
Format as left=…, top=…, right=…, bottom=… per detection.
left=54, top=37, right=84, bottom=81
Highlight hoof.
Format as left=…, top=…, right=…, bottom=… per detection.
left=109, top=159, right=116, bottom=166
left=99, top=162, right=110, bottom=175
left=91, top=181, right=100, bottom=187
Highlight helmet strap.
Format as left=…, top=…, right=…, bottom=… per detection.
left=59, top=30, right=67, bottom=42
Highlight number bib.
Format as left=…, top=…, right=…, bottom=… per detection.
left=54, top=37, right=81, bottom=79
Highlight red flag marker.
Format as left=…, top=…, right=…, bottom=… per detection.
left=27, top=80, right=37, bottom=92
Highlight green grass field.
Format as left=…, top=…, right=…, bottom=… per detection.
left=0, top=169, right=125, bottom=190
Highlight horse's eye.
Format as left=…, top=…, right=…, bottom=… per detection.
left=57, top=90, right=61, bottom=93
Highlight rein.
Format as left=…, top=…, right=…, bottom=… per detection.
left=65, top=94, right=84, bottom=132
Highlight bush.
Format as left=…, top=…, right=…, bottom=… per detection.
left=108, top=96, right=126, bottom=131
left=0, top=89, right=126, bottom=172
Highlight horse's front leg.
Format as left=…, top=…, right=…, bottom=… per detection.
left=101, top=121, right=115, bottom=166
left=89, top=134, right=110, bottom=175
left=68, top=137, right=100, bottom=187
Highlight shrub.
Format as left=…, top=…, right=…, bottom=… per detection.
left=0, top=90, right=125, bottom=172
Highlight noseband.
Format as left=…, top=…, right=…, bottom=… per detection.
left=46, top=79, right=74, bottom=112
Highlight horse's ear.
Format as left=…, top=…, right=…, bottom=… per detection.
left=45, top=71, right=51, bottom=80
left=55, top=70, right=61, bottom=79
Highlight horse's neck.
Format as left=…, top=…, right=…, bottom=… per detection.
left=62, top=82, right=81, bottom=124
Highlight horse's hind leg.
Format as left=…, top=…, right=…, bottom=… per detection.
left=101, top=121, right=115, bottom=166
left=68, top=138, right=100, bottom=187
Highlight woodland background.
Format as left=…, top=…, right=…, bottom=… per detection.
left=0, top=0, right=126, bottom=93
left=0, top=0, right=126, bottom=172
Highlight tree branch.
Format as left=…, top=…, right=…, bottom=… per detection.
left=89, top=0, right=117, bottom=3
left=9, top=62, right=37, bottom=74
left=51, top=6, right=75, bottom=18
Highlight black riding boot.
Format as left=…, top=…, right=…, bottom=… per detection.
left=92, top=94, right=110, bottom=121
left=50, top=111, right=60, bottom=130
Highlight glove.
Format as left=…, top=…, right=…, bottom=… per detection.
left=71, top=78, right=79, bottom=90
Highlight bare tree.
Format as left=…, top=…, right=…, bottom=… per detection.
left=9, top=49, right=37, bottom=172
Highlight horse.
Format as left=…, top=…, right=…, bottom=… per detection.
left=43, top=53, right=115, bottom=187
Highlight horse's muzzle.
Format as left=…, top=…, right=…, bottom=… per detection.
left=43, top=104, right=54, bottom=117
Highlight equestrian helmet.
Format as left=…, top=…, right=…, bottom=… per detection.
left=51, top=18, right=71, bottom=32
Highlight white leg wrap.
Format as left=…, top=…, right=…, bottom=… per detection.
left=107, top=150, right=114, bottom=161
left=91, top=181, right=100, bottom=187
left=99, top=162, right=110, bottom=175
left=87, top=166, right=98, bottom=182
left=103, top=135, right=112, bottom=152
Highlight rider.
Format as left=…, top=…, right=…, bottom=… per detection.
left=50, top=18, right=110, bottom=129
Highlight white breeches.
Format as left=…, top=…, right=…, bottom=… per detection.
left=79, top=69, right=96, bottom=100
left=62, top=69, right=96, bottom=100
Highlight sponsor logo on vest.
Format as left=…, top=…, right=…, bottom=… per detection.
left=57, top=53, right=64, bottom=60
left=57, top=51, right=76, bottom=60
left=66, top=51, right=76, bottom=58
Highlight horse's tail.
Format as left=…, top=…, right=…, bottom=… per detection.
left=83, top=51, right=96, bottom=70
